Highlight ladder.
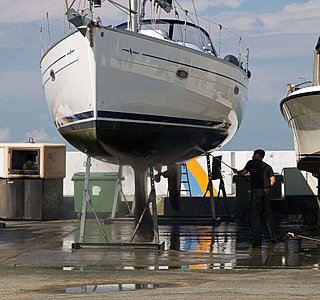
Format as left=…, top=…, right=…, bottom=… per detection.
left=180, top=163, right=192, bottom=196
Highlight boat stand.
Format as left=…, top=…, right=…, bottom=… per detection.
left=72, top=156, right=164, bottom=250
left=72, top=155, right=108, bottom=249
left=194, top=154, right=221, bottom=226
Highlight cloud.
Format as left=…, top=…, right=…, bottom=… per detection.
left=0, top=0, right=125, bottom=25
left=1, top=0, right=318, bottom=38
left=0, top=0, right=244, bottom=25
left=213, top=0, right=244, bottom=8
left=213, top=0, right=320, bottom=35
left=0, top=128, right=10, bottom=142
left=3, top=0, right=318, bottom=42
left=0, top=0, right=314, bottom=151
left=171, top=0, right=243, bottom=13
left=25, top=128, right=51, bottom=142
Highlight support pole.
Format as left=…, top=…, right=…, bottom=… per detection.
left=110, top=165, right=133, bottom=218
left=317, top=177, right=320, bottom=228
left=194, top=154, right=219, bottom=224
left=216, top=177, right=233, bottom=221
left=206, top=154, right=217, bottom=223
left=78, top=156, right=91, bottom=242
left=149, top=162, right=160, bottom=244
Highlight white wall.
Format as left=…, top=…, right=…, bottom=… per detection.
left=64, top=150, right=319, bottom=197
left=65, top=152, right=167, bottom=197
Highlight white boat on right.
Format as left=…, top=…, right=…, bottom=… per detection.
left=280, top=37, right=320, bottom=176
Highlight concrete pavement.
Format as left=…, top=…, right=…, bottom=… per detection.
left=0, top=218, right=319, bottom=299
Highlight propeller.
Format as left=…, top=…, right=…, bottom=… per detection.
left=154, top=166, right=168, bottom=183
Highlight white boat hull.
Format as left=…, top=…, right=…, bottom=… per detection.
left=281, top=86, right=320, bottom=175
left=41, top=25, right=248, bottom=167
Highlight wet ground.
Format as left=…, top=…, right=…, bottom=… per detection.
left=1, top=217, right=320, bottom=299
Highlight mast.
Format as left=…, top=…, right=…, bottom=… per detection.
left=128, top=0, right=138, bottom=32
left=313, top=37, right=320, bottom=86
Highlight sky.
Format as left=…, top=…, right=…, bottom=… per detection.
left=0, top=0, right=320, bottom=152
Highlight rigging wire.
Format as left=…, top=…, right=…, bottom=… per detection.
left=43, top=0, right=248, bottom=59
left=47, top=0, right=61, bottom=12
left=191, top=0, right=206, bottom=50
left=173, top=0, right=246, bottom=48
left=208, top=0, right=211, bottom=36
left=107, top=0, right=134, bottom=17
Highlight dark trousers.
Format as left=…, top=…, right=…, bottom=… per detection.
left=249, top=188, right=276, bottom=246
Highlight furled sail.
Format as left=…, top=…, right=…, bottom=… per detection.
left=154, top=0, right=172, bottom=13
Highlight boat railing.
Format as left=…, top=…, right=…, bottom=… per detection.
left=136, top=10, right=249, bottom=75
left=40, top=0, right=250, bottom=75
left=168, top=0, right=249, bottom=69
left=129, top=19, right=218, bottom=54
left=286, top=80, right=313, bottom=95
left=117, top=18, right=249, bottom=75
left=191, top=12, right=249, bottom=73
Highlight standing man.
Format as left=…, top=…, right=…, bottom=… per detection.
left=233, top=149, right=277, bottom=246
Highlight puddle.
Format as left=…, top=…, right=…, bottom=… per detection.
left=62, top=265, right=201, bottom=271
left=64, top=283, right=156, bottom=294
left=57, top=223, right=320, bottom=271
left=46, top=282, right=181, bottom=295
left=61, top=243, right=320, bottom=271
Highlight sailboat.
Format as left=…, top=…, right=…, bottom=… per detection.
left=40, top=0, right=250, bottom=234
left=280, top=37, right=320, bottom=177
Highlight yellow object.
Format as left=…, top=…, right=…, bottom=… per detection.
left=186, top=157, right=217, bottom=195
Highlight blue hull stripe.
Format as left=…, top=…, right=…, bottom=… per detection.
left=97, top=110, right=221, bottom=127
left=61, top=110, right=222, bottom=128
left=63, top=111, right=94, bottom=122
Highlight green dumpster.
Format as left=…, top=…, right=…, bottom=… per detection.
left=233, top=174, right=283, bottom=219
left=72, top=172, right=118, bottom=213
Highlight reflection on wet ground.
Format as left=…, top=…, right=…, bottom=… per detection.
left=160, top=219, right=320, bottom=269
left=0, top=218, right=319, bottom=270
left=64, top=283, right=157, bottom=294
